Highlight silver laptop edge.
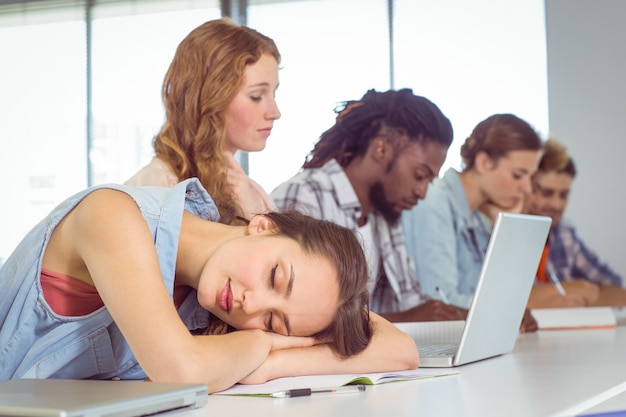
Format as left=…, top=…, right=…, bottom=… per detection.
left=0, top=379, right=208, bottom=417
left=418, top=212, right=551, bottom=367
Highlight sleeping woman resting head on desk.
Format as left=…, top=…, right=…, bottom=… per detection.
left=0, top=179, right=418, bottom=393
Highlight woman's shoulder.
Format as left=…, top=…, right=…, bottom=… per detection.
left=179, top=179, right=222, bottom=222
left=124, top=157, right=178, bottom=187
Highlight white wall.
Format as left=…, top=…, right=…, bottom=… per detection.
left=546, top=0, right=626, bottom=277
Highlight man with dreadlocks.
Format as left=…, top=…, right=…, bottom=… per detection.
left=271, top=89, right=466, bottom=321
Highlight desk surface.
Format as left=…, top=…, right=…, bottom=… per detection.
left=175, top=327, right=626, bottom=417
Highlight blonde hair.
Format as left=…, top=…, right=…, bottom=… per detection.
left=537, top=137, right=576, bottom=177
left=153, top=18, right=280, bottom=217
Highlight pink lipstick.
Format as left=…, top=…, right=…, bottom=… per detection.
left=218, top=280, right=232, bottom=313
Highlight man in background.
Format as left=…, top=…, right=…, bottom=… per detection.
left=525, top=138, right=626, bottom=308
left=271, top=89, right=467, bottom=321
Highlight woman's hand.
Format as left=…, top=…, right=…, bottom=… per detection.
left=225, top=153, right=274, bottom=217
left=267, top=332, right=317, bottom=352
left=239, top=313, right=419, bottom=385
left=238, top=332, right=317, bottom=385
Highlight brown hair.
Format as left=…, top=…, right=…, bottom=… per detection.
left=153, top=18, right=280, bottom=218
left=460, top=113, right=543, bottom=171
left=536, top=137, right=577, bottom=177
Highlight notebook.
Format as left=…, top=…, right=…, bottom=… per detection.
left=397, top=212, right=551, bottom=367
left=214, top=369, right=458, bottom=396
left=0, top=379, right=208, bottom=417
left=531, top=306, right=617, bottom=330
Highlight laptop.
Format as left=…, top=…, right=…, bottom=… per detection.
left=0, top=379, right=208, bottom=417
left=396, top=212, right=551, bottom=367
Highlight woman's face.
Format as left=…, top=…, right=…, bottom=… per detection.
left=480, top=150, right=540, bottom=210
left=198, top=224, right=340, bottom=337
left=224, top=53, right=281, bottom=154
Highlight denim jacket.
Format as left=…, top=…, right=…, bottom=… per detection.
left=402, top=169, right=490, bottom=309
left=0, top=179, right=216, bottom=380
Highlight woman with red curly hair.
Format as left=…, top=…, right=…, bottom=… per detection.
left=126, top=18, right=280, bottom=221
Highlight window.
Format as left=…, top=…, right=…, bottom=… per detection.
left=0, top=0, right=548, bottom=262
left=393, top=0, right=549, bottom=172
left=246, top=0, right=548, bottom=192
left=90, top=3, right=220, bottom=185
left=0, top=1, right=219, bottom=262
left=0, top=12, right=86, bottom=262
left=246, top=0, right=390, bottom=194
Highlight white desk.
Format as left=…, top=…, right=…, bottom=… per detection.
left=575, top=387, right=626, bottom=416
left=175, top=327, right=626, bottom=417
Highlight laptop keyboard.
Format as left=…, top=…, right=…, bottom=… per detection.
left=418, top=343, right=459, bottom=357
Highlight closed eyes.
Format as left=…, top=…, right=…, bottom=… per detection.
left=269, top=264, right=277, bottom=288
left=267, top=312, right=274, bottom=332
left=266, top=264, right=278, bottom=332
left=265, top=263, right=293, bottom=336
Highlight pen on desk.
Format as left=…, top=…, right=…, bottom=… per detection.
left=270, top=384, right=366, bottom=398
left=549, top=271, right=567, bottom=296
left=435, top=286, right=450, bottom=304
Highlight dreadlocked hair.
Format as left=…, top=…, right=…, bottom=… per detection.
left=303, top=88, right=453, bottom=169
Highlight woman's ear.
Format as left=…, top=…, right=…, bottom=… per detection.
left=247, top=214, right=278, bottom=235
left=475, top=151, right=495, bottom=173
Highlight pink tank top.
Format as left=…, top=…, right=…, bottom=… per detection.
left=40, top=269, right=104, bottom=316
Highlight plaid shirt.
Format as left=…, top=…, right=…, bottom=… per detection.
left=270, top=159, right=428, bottom=314
left=548, top=219, right=623, bottom=286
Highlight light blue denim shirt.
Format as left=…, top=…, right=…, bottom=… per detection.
left=402, top=168, right=490, bottom=309
left=0, top=179, right=216, bottom=380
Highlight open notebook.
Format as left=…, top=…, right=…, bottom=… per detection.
left=213, top=369, right=457, bottom=397
left=0, top=379, right=208, bottom=417
left=398, top=212, right=551, bottom=367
